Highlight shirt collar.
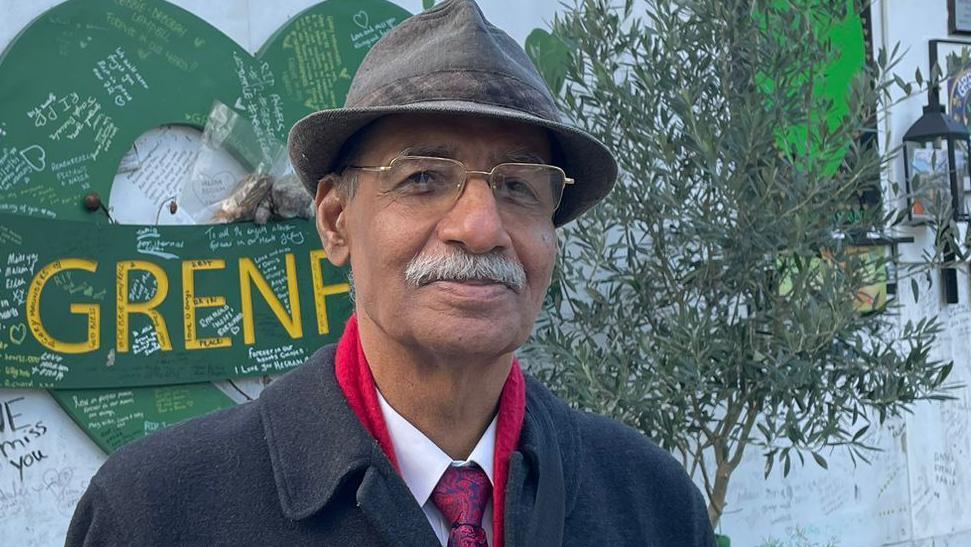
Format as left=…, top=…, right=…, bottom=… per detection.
left=377, top=389, right=497, bottom=507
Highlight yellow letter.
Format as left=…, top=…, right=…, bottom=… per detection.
left=116, top=260, right=172, bottom=352
left=26, top=259, right=100, bottom=354
left=182, top=259, right=230, bottom=350
left=310, top=250, right=350, bottom=335
left=239, top=254, right=303, bottom=345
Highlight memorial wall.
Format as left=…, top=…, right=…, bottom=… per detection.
left=0, top=0, right=969, bottom=545
left=0, top=0, right=401, bottom=541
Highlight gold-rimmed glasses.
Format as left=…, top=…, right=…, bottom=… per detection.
left=344, top=155, right=573, bottom=218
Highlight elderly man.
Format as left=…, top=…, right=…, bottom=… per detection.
left=67, top=1, right=714, bottom=545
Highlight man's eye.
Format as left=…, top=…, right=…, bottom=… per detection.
left=397, top=170, right=449, bottom=192
left=500, top=179, right=541, bottom=203
left=408, top=171, right=435, bottom=185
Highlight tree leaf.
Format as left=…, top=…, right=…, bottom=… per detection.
left=811, top=451, right=828, bottom=470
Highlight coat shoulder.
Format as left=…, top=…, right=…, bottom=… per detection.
left=95, top=397, right=264, bottom=485
left=527, top=376, right=692, bottom=489
left=92, top=345, right=338, bottom=490
left=66, top=399, right=274, bottom=546
left=524, top=375, right=715, bottom=546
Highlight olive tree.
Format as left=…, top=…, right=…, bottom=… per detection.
left=524, top=0, right=956, bottom=528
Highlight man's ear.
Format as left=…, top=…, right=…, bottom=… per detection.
left=315, top=174, right=350, bottom=267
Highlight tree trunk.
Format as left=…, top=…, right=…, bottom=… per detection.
left=706, top=404, right=758, bottom=528
left=707, top=457, right=735, bottom=527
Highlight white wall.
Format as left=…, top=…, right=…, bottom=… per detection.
left=1, top=1, right=969, bottom=546
left=0, top=0, right=560, bottom=54
left=875, top=0, right=971, bottom=543
left=711, top=2, right=971, bottom=545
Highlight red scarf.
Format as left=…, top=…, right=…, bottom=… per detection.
left=335, top=314, right=525, bottom=547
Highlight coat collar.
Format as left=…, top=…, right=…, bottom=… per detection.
left=259, top=344, right=378, bottom=520
left=259, top=345, right=580, bottom=546
left=260, top=345, right=441, bottom=545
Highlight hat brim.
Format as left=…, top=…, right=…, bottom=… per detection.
left=288, top=100, right=617, bottom=227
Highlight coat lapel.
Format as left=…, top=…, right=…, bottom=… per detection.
left=258, top=345, right=437, bottom=546
left=356, top=464, right=441, bottom=546
left=260, top=345, right=373, bottom=519
left=502, top=376, right=579, bottom=547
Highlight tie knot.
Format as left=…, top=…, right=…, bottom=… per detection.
left=431, top=464, right=492, bottom=527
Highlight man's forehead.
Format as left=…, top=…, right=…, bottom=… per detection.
left=357, top=113, right=554, bottom=164
left=395, top=144, right=549, bottom=165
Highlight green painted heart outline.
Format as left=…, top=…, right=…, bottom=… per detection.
left=0, top=0, right=411, bottom=220
left=0, top=0, right=412, bottom=452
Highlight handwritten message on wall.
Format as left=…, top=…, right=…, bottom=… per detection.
left=0, top=0, right=409, bottom=223
left=0, top=213, right=351, bottom=389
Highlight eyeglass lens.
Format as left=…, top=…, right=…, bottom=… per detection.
left=380, top=156, right=565, bottom=215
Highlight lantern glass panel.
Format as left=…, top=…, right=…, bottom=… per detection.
left=906, top=139, right=952, bottom=222
left=953, top=138, right=970, bottom=217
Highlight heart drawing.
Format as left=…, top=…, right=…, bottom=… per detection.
left=8, top=323, right=26, bottom=345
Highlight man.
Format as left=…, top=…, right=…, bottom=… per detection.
left=67, top=1, right=714, bottom=545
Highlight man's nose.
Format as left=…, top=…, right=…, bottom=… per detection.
left=436, top=177, right=513, bottom=254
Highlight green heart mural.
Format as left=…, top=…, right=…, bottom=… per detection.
left=0, top=0, right=411, bottom=220
left=0, top=0, right=412, bottom=451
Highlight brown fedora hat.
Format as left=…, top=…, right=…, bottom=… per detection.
left=287, top=0, right=617, bottom=226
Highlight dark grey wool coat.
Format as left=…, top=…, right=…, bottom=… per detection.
left=66, top=345, right=715, bottom=546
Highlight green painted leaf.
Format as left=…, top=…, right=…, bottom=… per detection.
left=758, top=0, right=867, bottom=177
left=524, top=28, right=571, bottom=94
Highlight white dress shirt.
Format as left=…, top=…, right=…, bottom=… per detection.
left=376, top=390, right=496, bottom=546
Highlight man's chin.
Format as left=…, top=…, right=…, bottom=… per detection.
left=407, top=315, right=527, bottom=360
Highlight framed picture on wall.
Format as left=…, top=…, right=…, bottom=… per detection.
left=932, top=40, right=971, bottom=194
left=950, top=0, right=971, bottom=35
left=940, top=41, right=971, bottom=130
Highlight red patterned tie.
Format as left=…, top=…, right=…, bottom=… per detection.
left=431, top=465, right=492, bottom=547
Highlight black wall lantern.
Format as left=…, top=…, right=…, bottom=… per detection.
left=903, top=103, right=970, bottom=223
left=903, top=105, right=966, bottom=303
left=906, top=42, right=971, bottom=223
left=901, top=40, right=971, bottom=304
left=903, top=106, right=966, bottom=303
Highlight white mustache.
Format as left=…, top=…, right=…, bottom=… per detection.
left=404, top=249, right=526, bottom=291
